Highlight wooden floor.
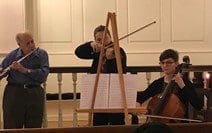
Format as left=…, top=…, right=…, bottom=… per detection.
left=45, top=100, right=88, bottom=127
left=1, top=100, right=211, bottom=133
left=45, top=100, right=146, bottom=128
left=0, top=100, right=146, bottom=128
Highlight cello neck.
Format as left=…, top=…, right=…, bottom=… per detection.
left=153, top=80, right=175, bottom=115
left=152, top=63, right=186, bottom=115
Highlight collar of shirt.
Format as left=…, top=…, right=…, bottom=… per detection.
left=15, top=48, right=23, bottom=59
left=15, top=48, right=39, bottom=60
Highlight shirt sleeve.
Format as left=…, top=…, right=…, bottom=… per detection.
left=27, top=50, right=49, bottom=83
left=0, top=51, right=16, bottom=79
left=120, top=48, right=127, bottom=73
left=75, top=42, right=97, bottom=59
left=181, top=79, right=203, bottom=110
left=137, top=79, right=163, bottom=104
left=105, top=47, right=127, bottom=73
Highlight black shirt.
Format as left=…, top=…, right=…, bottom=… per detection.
left=75, top=41, right=127, bottom=73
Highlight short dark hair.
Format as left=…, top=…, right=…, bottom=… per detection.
left=93, top=25, right=111, bottom=38
left=134, top=122, right=172, bottom=133
left=159, top=49, right=179, bottom=62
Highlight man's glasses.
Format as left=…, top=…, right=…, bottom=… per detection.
left=159, top=61, right=175, bottom=66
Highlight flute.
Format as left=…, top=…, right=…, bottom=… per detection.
left=0, top=47, right=38, bottom=78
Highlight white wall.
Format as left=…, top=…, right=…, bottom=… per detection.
left=1, top=0, right=212, bottom=93
left=0, top=0, right=25, bottom=53
left=25, top=0, right=212, bottom=67
left=1, top=0, right=212, bottom=65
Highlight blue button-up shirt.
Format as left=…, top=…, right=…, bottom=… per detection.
left=0, top=48, right=49, bottom=85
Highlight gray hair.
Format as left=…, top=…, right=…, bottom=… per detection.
left=15, top=31, right=33, bottom=45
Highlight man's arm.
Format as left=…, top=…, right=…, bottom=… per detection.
left=0, top=67, right=4, bottom=79
left=75, top=42, right=97, bottom=59
left=26, top=50, right=49, bottom=83
left=182, top=79, right=203, bottom=110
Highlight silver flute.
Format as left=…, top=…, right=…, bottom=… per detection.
left=0, top=48, right=38, bottom=78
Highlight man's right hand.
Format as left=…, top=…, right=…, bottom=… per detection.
left=90, top=41, right=102, bottom=53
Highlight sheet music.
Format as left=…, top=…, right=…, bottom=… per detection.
left=79, top=74, right=109, bottom=109
left=79, top=74, right=95, bottom=109
left=94, top=74, right=109, bottom=109
left=109, top=74, right=138, bottom=108
left=79, top=74, right=138, bottom=109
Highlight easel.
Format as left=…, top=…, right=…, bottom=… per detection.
left=90, top=12, right=129, bottom=125
left=78, top=12, right=147, bottom=126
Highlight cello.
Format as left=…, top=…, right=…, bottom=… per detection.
left=146, top=63, right=188, bottom=123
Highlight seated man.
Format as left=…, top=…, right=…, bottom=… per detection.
left=136, top=49, right=203, bottom=123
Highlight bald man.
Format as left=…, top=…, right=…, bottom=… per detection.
left=0, top=32, right=49, bottom=129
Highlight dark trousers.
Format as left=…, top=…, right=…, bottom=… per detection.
left=93, top=113, right=125, bottom=126
left=3, top=84, right=44, bottom=129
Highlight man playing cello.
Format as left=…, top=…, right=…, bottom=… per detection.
left=137, top=49, right=203, bottom=123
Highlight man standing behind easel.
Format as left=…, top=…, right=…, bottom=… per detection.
left=75, top=25, right=127, bottom=126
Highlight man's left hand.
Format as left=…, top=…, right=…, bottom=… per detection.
left=105, top=48, right=115, bottom=60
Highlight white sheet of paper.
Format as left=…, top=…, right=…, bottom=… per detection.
left=79, top=74, right=109, bottom=109
left=79, top=74, right=95, bottom=109
left=109, top=74, right=138, bottom=108
left=94, top=74, right=109, bottom=109
left=79, top=74, right=138, bottom=109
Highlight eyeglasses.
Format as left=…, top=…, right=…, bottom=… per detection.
left=159, top=61, right=175, bottom=66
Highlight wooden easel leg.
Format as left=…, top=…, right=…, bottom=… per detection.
left=88, top=113, right=93, bottom=126
left=88, top=13, right=111, bottom=126
left=109, top=12, right=130, bottom=125
left=88, top=12, right=130, bottom=126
